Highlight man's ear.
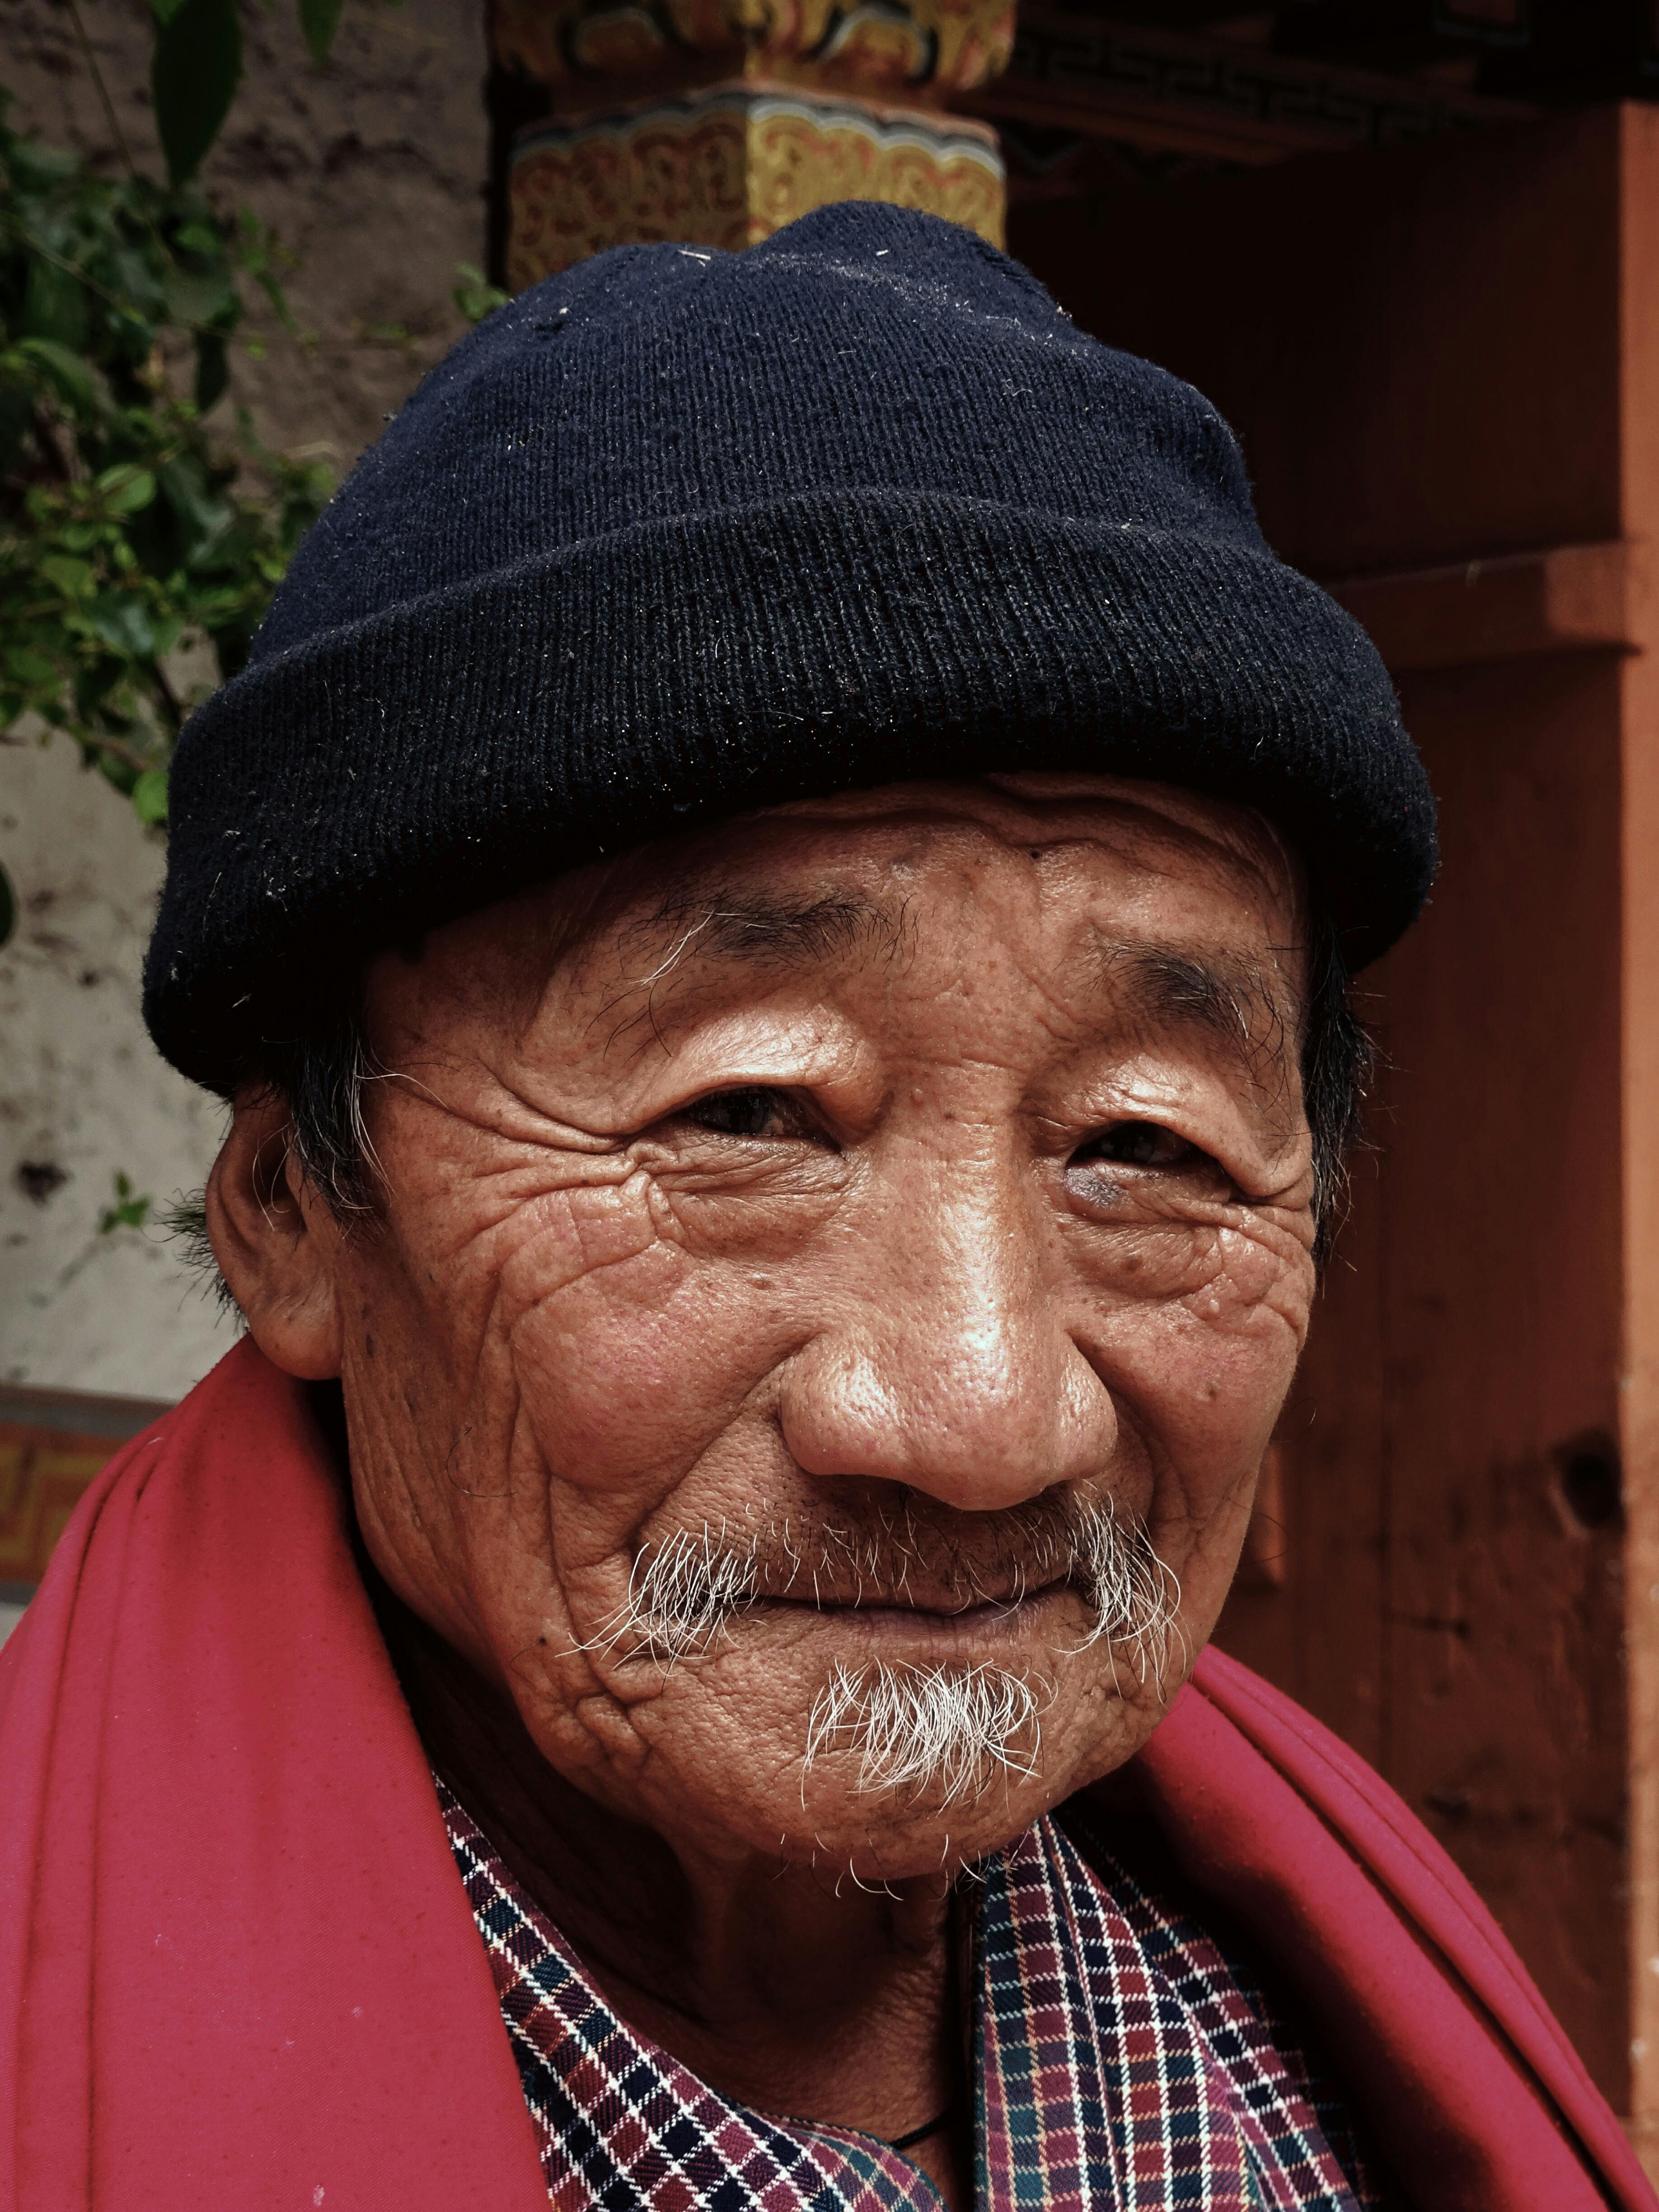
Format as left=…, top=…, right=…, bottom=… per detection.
left=206, top=1090, right=346, bottom=1381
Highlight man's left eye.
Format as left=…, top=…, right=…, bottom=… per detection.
left=679, top=1086, right=795, bottom=1139
left=1073, top=1120, right=1207, bottom=1171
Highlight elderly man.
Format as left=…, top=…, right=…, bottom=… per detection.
left=0, top=204, right=1647, bottom=2212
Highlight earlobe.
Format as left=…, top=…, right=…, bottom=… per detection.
left=206, top=1092, right=346, bottom=1381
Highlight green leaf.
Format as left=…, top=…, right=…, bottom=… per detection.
left=98, top=1168, right=153, bottom=1234
left=107, top=242, right=169, bottom=328
left=158, top=454, right=236, bottom=556
left=89, top=593, right=161, bottom=656
left=298, top=0, right=344, bottom=63
left=37, top=553, right=96, bottom=600
left=9, top=138, right=79, bottom=186
left=152, top=0, right=243, bottom=186
left=173, top=220, right=223, bottom=257
left=13, top=336, right=96, bottom=411
left=163, top=260, right=237, bottom=329
left=95, top=463, right=159, bottom=515
left=453, top=262, right=508, bottom=325
left=6, top=647, right=65, bottom=685
left=21, top=257, right=88, bottom=351
left=88, top=758, right=125, bottom=798
left=132, top=768, right=170, bottom=824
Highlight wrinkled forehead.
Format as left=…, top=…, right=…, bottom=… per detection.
left=582, top=775, right=1296, bottom=958
left=378, top=774, right=1309, bottom=1052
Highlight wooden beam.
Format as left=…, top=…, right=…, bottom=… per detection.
left=1329, top=539, right=1643, bottom=673
left=965, top=10, right=1534, bottom=170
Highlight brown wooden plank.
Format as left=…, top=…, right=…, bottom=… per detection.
left=1008, top=105, right=1623, bottom=576
left=1614, top=98, right=1659, bottom=2171
left=1330, top=540, right=1641, bottom=673
left=1379, top=650, right=1627, bottom=2106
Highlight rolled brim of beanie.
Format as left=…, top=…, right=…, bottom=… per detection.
left=145, top=487, right=1434, bottom=1090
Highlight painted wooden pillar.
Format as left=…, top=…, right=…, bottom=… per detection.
left=491, top=0, right=1013, bottom=286
left=1009, top=103, right=1659, bottom=2167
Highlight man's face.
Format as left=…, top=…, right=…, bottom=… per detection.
left=221, top=773, right=1317, bottom=1879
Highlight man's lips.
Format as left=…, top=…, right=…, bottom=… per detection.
left=753, top=1562, right=1073, bottom=1612
left=748, top=1578, right=1078, bottom=1644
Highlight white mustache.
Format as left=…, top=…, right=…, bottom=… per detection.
left=579, top=1493, right=1182, bottom=1681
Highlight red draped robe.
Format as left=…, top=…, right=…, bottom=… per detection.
left=0, top=1343, right=1649, bottom=2211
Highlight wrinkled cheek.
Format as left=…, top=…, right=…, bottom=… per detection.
left=1087, top=1238, right=1311, bottom=1561
left=1086, top=1219, right=1311, bottom=1328
left=496, top=1195, right=780, bottom=1504
left=1181, top=1228, right=1315, bottom=1349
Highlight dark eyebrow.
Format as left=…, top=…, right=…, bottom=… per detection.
left=626, top=889, right=907, bottom=977
left=1101, top=939, right=1298, bottom=1082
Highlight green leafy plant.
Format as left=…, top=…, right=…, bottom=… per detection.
left=0, top=0, right=454, bottom=1260
left=0, top=0, right=367, bottom=828
left=97, top=1169, right=152, bottom=1235
left=0, top=98, right=331, bottom=824
left=454, top=263, right=509, bottom=325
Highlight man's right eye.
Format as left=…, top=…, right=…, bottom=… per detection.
left=679, top=1087, right=792, bottom=1138
left=1073, top=1119, right=1206, bottom=1171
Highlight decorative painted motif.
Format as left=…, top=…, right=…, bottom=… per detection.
left=508, top=86, right=1003, bottom=282
left=492, top=0, right=1015, bottom=105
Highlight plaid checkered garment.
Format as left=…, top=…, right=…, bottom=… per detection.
left=440, top=1779, right=1386, bottom=2212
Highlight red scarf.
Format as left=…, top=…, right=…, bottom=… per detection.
left=0, top=1342, right=1648, bottom=2211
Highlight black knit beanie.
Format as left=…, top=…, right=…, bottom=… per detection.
left=145, top=199, right=1435, bottom=1091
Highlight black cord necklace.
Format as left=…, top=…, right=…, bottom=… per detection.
left=886, top=1880, right=972, bottom=2160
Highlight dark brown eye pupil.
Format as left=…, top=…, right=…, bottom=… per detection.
left=1112, top=1122, right=1164, bottom=1164
left=686, top=1087, right=779, bottom=1137
left=1082, top=1120, right=1182, bottom=1167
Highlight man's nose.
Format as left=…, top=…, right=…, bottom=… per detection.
left=775, top=1156, right=1116, bottom=1514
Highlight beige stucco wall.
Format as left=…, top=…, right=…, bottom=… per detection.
left=0, top=736, right=234, bottom=1395
left=0, top=0, right=489, bottom=1396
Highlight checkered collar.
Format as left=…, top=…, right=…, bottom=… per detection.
left=439, top=1777, right=1381, bottom=2212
